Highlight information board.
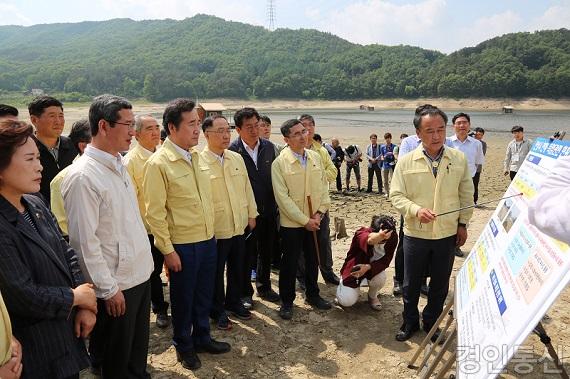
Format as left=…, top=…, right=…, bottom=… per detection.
left=455, top=137, right=570, bottom=379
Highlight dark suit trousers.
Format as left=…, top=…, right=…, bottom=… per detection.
left=393, top=215, right=405, bottom=283
left=89, top=281, right=151, bottom=379
left=244, top=215, right=276, bottom=296
left=298, top=211, right=334, bottom=279
left=335, top=165, right=342, bottom=191
left=212, top=235, right=245, bottom=318
left=171, top=239, right=217, bottom=353
left=148, top=234, right=168, bottom=314
left=402, top=235, right=455, bottom=328
left=367, top=166, right=383, bottom=192
left=280, top=226, right=321, bottom=305
left=472, top=172, right=481, bottom=203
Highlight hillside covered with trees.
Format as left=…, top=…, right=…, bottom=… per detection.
left=0, top=15, right=568, bottom=101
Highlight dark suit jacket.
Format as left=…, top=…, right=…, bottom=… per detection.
left=33, top=135, right=78, bottom=206
left=0, top=194, right=89, bottom=378
left=229, top=137, right=278, bottom=219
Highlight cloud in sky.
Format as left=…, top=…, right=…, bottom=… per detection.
left=306, top=0, right=570, bottom=52
left=0, top=0, right=568, bottom=53
left=0, top=2, right=32, bottom=25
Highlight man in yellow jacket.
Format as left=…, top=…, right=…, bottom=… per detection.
left=300, top=114, right=340, bottom=285
left=200, top=115, right=258, bottom=330
left=143, top=99, right=230, bottom=371
left=124, top=114, right=171, bottom=329
left=272, top=119, right=332, bottom=320
left=390, top=105, right=474, bottom=342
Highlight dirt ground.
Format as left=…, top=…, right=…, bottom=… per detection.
left=75, top=120, right=569, bottom=378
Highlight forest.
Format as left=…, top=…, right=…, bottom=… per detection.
left=0, top=15, right=569, bottom=101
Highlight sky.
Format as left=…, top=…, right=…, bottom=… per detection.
left=1, top=0, right=569, bottom=53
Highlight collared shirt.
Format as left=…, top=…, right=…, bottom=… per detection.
left=61, top=145, right=153, bottom=300
left=291, top=150, right=308, bottom=168
left=504, top=138, right=532, bottom=173
left=448, top=135, right=485, bottom=177
left=390, top=144, right=474, bottom=240
left=422, top=146, right=445, bottom=177
left=124, top=143, right=156, bottom=233
left=201, top=146, right=257, bottom=239
left=271, top=147, right=330, bottom=228
left=398, top=135, right=421, bottom=157
left=366, top=144, right=381, bottom=169
left=143, top=138, right=215, bottom=254
left=36, top=137, right=61, bottom=161
left=170, top=138, right=193, bottom=165
left=244, top=140, right=260, bottom=167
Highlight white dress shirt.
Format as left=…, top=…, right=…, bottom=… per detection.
left=448, top=135, right=485, bottom=177
left=244, top=139, right=260, bottom=167
left=398, top=135, right=421, bottom=157
left=61, top=145, right=153, bottom=300
left=170, top=138, right=193, bottom=165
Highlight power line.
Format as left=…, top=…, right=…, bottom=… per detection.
left=267, top=0, right=276, bottom=31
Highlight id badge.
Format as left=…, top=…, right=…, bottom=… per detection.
left=512, top=153, right=520, bottom=162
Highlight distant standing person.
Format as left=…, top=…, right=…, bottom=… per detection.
left=504, top=125, right=532, bottom=180
left=365, top=134, right=383, bottom=194
left=473, top=127, right=487, bottom=204
left=344, top=144, right=362, bottom=191
left=28, top=96, right=78, bottom=205
left=449, top=113, right=485, bottom=205
left=380, top=133, right=396, bottom=197
left=327, top=138, right=345, bottom=192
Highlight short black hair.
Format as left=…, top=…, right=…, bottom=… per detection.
left=511, top=125, right=524, bottom=133
left=28, top=96, right=63, bottom=117
left=260, top=115, right=271, bottom=125
left=280, top=119, right=302, bottom=137
left=400, top=133, right=409, bottom=139
left=163, top=98, right=196, bottom=136
left=452, top=112, right=471, bottom=124
left=234, top=107, right=260, bottom=128
left=313, top=133, right=322, bottom=143
left=413, top=104, right=448, bottom=130
left=68, top=119, right=92, bottom=151
left=384, top=132, right=392, bottom=139
left=89, top=94, right=132, bottom=136
left=370, top=214, right=397, bottom=233
left=160, top=128, right=167, bottom=141
left=370, top=133, right=377, bottom=139
left=474, top=127, right=485, bottom=134
left=0, top=104, right=18, bottom=118
left=201, top=114, right=228, bottom=132
left=298, top=114, right=315, bottom=125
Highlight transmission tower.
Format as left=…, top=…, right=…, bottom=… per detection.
left=267, top=0, right=276, bottom=31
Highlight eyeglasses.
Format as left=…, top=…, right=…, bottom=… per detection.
left=108, top=120, right=135, bottom=128
left=206, top=129, right=231, bottom=135
left=289, top=129, right=309, bottom=138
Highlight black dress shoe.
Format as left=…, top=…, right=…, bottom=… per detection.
left=176, top=349, right=201, bottom=370
left=279, top=304, right=293, bottom=320
left=323, top=273, right=340, bottom=285
left=395, top=322, right=420, bottom=342
left=227, top=304, right=252, bottom=320
left=306, top=296, right=332, bottom=310
left=195, top=339, right=231, bottom=354
left=455, top=247, right=465, bottom=257
left=156, top=310, right=171, bottom=329
left=393, top=280, right=403, bottom=297
left=258, top=289, right=280, bottom=302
